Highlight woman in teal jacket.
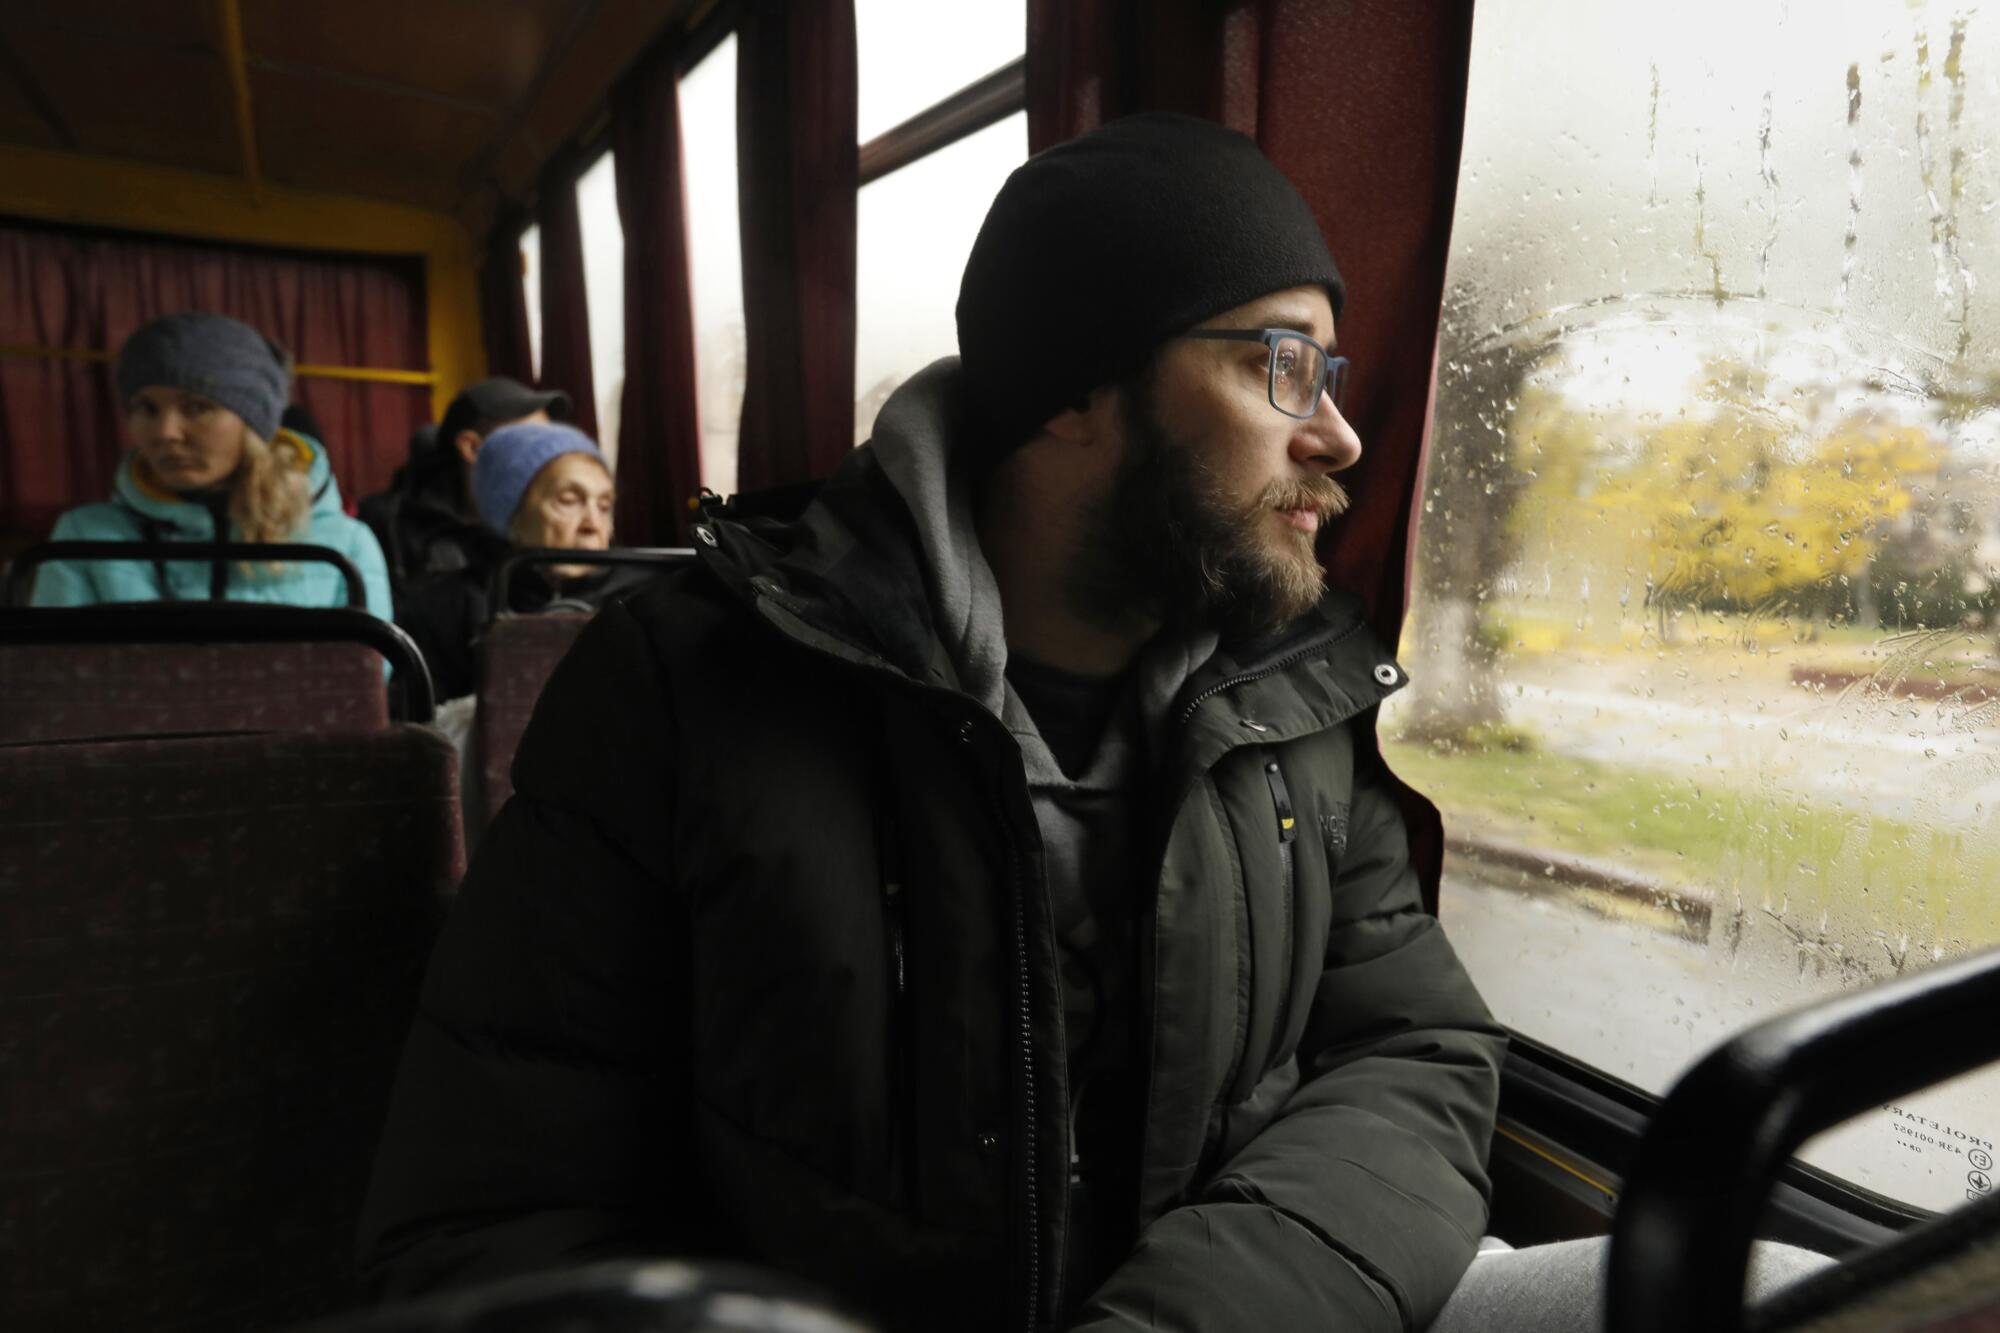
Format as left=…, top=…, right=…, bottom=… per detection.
left=31, top=311, right=391, bottom=621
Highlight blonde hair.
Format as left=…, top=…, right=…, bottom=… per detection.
left=231, top=427, right=314, bottom=546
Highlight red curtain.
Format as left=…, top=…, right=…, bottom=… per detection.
left=0, top=220, right=430, bottom=537
left=610, top=47, right=703, bottom=545
left=479, top=224, right=535, bottom=386
left=534, top=178, right=599, bottom=440
left=1025, top=0, right=1226, bottom=153
left=734, top=0, right=857, bottom=493
left=1025, top=0, right=1477, bottom=904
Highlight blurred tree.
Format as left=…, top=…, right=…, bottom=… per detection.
left=1575, top=360, right=1945, bottom=623
left=1397, top=282, right=1554, bottom=746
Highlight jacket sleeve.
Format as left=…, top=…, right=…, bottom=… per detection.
left=28, top=510, right=105, bottom=607
left=1071, top=755, right=1508, bottom=1332
left=348, top=520, right=395, bottom=624
left=357, top=598, right=693, bottom=1298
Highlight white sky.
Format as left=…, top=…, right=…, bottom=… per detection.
left=576, top=152, right=625, bottom=466
left=518, top=5, right=1026, bottom=490
left=854, top=0, right=1024, bottom=140
left=680, top=34, right=744, bottom=497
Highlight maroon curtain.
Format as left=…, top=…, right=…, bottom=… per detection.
left=0, top=220, right=430, bottom=537
left=610, top=48, right=703, bottom=545
left=479, top=224, right=535, bottom=385
left=734, top=0, right=857, bottom=492
left=1025, top=0, right=1227, bottom=153
left=534, top=178, right=599, bottom=440
left=1026, top=0, right=1477, bottom=905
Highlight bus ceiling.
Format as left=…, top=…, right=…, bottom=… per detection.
left=0, top=0, right=712, bottom=411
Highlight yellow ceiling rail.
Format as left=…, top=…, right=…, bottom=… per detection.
left=217, top=0, right=263, bottom=203
left=0, top=343, right=437, bottom=387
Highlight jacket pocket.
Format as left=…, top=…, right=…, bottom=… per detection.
left=1226, top=759, right=1301, bottom=1106
left=882, top=873, right=915, bottom=1208
left=1264, top=759, right=1299, bottom=1073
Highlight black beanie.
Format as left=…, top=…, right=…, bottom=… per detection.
left=956, top=112, right=1345, bottom=459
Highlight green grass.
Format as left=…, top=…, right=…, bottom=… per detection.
left=1382, top=738, right=2000, bottom=946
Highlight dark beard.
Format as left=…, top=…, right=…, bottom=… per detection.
left=1065, top=379, right=1347, bottom=642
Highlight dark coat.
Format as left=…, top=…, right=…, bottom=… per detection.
left=397, top=560, right=662, bottom=702
left=358, top=439, right=1507, bottom=1332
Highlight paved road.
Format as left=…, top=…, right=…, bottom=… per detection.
left=1441, top=866, right=2000, bottom=1216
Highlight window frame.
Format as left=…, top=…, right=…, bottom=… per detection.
left=857, top=56, right=1025, bottom=186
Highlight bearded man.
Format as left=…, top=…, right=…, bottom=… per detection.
left=360, top=113, right=1510, bottom=1332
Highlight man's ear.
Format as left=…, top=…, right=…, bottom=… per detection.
left=1040, top=385, right=1116, bottom=447
left=453, top=429, right=482, bottom=467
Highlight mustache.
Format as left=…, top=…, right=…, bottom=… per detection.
left=1258, top=475, right=1350, bottom=519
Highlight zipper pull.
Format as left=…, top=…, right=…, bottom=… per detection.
left=1264, top=760, right=1297, bottom=845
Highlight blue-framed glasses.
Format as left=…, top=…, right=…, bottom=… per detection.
left=1181, top=328, right=1350, bottom=419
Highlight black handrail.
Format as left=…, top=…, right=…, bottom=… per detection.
left=486, top=546, right=693, bottom=618
left=7, top=541, right=367, bottom=609
left=1605, top=945, right=2000, bottom=1333
left=0, top=604, right=436, bottom=724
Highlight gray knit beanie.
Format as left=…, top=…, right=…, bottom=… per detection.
left=956, top=112, right=1345, bottom=460
left=116, top=312, right=292, bottom=441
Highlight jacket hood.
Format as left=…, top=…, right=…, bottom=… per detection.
left=697, top=358, right=1397, bottom=787
left=112, top=428, right=344, bottom=536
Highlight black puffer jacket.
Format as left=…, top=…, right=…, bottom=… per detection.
left=359, top=362, right=1506, bottom=1332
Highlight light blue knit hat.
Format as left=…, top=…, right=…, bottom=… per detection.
left=473, top=421, right=606, bottom=535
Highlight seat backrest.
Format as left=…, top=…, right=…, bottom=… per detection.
left=0, top=605, right=436, bottom=745
left=470, top=612, right=593, bottom=827
left=0, top=727, right=465, bottom=1331
left=0, top=639, right=389, bottom=742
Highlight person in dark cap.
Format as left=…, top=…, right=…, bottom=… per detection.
left=33, top=311, right=390, bottom=619
left=358, top=113, right=1502, bottom=1330
left=396, top=421, right=652, bottom=703
left=358, top=375, right=571, bottom=594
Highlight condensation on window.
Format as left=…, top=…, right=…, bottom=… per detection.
left=854, top=110, right=1025, bottom=443
left=1385, top=0, right=2000, bottom=1212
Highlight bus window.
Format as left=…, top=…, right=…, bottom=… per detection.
left=577, top=152, right=626, bottom=467
left=852, top=1, right=1025, bottom=442
left=1388, top=0, right=2000, bottom=1214
left=683, top=34, right=745, bottom=500
left=855, top=0, right=1025, bottom=143
left=520, top=223, right=544, bottom=383
left=855, top=111, right=1025, bottom=442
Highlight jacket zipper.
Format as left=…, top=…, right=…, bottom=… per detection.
left=729, top=582, right=1047, bottom=1329
left=1007, top=839, right=1041, bottom=1333
left=1175, top=622, right=1363, bottom=727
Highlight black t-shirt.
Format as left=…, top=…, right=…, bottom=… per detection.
left=1005, top=653, right=1127, bottom=780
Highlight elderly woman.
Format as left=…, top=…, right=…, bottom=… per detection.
left=397, top=421, right=652, bottom=702
left=31, top=311, right=391, bottom=620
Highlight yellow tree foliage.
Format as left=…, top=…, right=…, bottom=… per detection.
left=1581, top=410, right=1942, bottom=609
left=1500, top=350, right=1947, bottom=614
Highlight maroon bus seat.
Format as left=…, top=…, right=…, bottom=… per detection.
left=0, top=726, right=465, bottom=1331
left=0, top=605, right=436, bottom=746
left=470, top=612, right=593, bottom=828
left=0, top=638, right=389, bottom=743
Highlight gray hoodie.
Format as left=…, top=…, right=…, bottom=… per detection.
left=870, top=358, right=1221, bottom=1286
